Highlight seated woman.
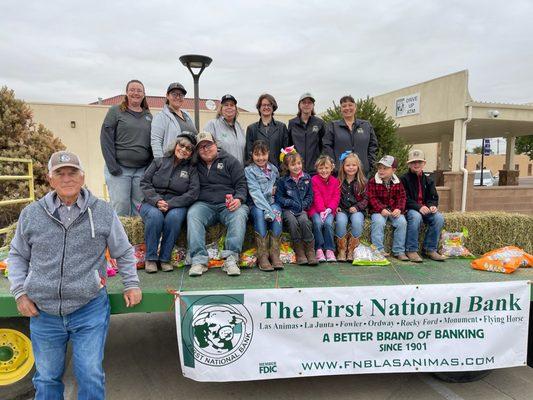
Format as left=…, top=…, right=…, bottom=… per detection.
left=140, top=133, right=199, bottom=273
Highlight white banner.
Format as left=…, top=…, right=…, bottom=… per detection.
left=176, top=281, right=530, bottom=382
left=395, top=92, right=420, bottom=117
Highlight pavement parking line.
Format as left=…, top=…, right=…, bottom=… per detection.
left=418, top=374, right=465, bottom=400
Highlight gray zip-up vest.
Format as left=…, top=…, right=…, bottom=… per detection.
left=19, top=195, right=116, bottom=316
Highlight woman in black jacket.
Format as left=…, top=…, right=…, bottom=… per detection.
left=245, top=93, right=288, bottom=169
left=139, top=133, right=199, bottom=273
left=323, top=95, right=378, bottom=176
left=287, top=93, right=325, bottom=174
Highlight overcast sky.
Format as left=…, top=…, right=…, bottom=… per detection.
left=1, top=0, right=532, bottom=114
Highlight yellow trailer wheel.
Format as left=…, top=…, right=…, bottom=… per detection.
left=0, top=328, right=34, bottom=386
left=0, top=318, right=35, bottom=399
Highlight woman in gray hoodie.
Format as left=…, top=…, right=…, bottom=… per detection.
left=151, top=82, right=197, bottom=158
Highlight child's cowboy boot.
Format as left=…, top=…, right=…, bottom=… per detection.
left=269, top=233, right=284, bottom=269
left=255, top=232, right=274, bottom=271
left=304, top=240, right=318, bottom=266
left=347, top=233, right=360, bottom=261
left=293, top=241, right=308, bottom=265
left=336, top=235, right=348, bottom=261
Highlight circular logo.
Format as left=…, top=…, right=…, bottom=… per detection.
left=183, top=296, right=254, bottom=366
left=205, top=100, right=216, bottom=111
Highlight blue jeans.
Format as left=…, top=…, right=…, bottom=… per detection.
left=370, top=213, right=407, bottom=254
left=405, top=209, right=445, bottom=252
left=187, top=201, right=249, bottom=265
left=250, top=204, right=282, bottom=238
left=104, top=165, right=146, bottom=216
left=30, top=288, right=110, bottom=400
left=140, top=203, right=187, bottom=262
left=311, top=213, right=335, bottom=250
left=335, top=211, right=365, bottom=238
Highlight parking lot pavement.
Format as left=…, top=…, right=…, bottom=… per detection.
left=53, top=313, right=533, bottom=400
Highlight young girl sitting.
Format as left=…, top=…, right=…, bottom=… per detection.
left=275, top=146, right=317, bottom=265
left=244, top=140, right=283, bottom=271
left=335, top=151, right=368, bottom=261
left=308, top=155, right=340, bottom=262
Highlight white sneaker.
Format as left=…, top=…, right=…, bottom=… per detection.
left=189, top=264, right=208, bottom=277
left=222, top=256, right=241, bottom=276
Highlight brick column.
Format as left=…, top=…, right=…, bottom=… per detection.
left=443, top=171, right=475, bottom=211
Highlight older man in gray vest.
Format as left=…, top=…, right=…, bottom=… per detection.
left=8, top=151, right=142, bottom=400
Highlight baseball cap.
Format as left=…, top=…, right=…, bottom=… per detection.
left=377, top=155, right=398, bottom=169
left=220, top=94, right=237, bottom=104
left=166, top=82, right=187, bottom=95
left=196, top=131, right=215, bottom=147
left=177, top=132, right=197, bottom=147
left=299, top=92, right=315, bottom=103
left=48, top=151, right=84, bottom=173
left=407, top=149, right=426, bottom=164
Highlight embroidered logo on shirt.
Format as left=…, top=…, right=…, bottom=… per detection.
left=312, top=125, right=319, bottom=133
left=145, top=116, right=152, bottom=121
left=217, top=162, right=224, bottom=170
left=180, top=170, right=189, bottom=179
left=356, top=127, right=364, bottom=134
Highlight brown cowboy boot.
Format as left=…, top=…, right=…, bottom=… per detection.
left=304, top=240, right=318, bottom=266
left=255, top=232, right=273, bottom=271
left=347, top=234, right=360, bottom=261
left=293, top=241, right=308, bottom=265
left=269, top=233, right=284, bottom=269
left=336, top=235, right=348, bottom=261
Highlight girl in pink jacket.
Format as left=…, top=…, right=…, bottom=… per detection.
left=309, top=155, right=340, bottom=262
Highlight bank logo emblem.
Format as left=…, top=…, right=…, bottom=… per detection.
left=183, top=297, right=254, bottom=367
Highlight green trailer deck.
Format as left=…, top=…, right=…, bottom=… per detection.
left=0, top=258, right=532, bottom=396
left=2, top=259, right=530, bottom=317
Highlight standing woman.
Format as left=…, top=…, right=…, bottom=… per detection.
left=151, top=82, right=197, bottom=158
left=203, top=94, right=246, bottom=164
left=245, top=93, right=288, bottom=169
left=288, top=93, right=325, bottom=175
left=140, top=133, right=199, bottom=273
left=100, top=79, right=153, bottom=216
left=323, top=95, right=378, bottom=176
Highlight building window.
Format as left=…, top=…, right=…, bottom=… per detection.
left=528, top=164, right=532, bottom=176
left=514, top=164, right=519, bottom=171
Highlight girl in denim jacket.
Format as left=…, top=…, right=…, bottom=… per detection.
left=244, top=140, right=283, bottom=271
left=275, top=147, right=317, bottom=265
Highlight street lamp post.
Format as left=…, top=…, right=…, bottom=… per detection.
left=179, top=54, right=212, bottom=131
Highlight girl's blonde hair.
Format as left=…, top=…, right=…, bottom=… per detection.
left=338, top=153, right=366, bottom=195
left=281, top=152, right=303, bottom=176
left=314, top=154, right=334, bottom=171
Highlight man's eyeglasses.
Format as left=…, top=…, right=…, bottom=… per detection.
left=198, top=142, right=214, bottom=151
left=169, top=91, right=185, bottom=99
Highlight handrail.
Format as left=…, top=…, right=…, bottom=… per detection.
left=0, top=158, right=34, bottom=241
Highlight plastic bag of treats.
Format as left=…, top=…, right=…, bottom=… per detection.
left=171, top=247, right=187, bottom=268
left=279, top=233, right=297, bottom=264
left=239, top=248, right=257, bottom=268
left=439, top=228, right=474, bottom=258
left=352, top=243, right=390, bottom=266
left=133, top=243, right=146, bottom=269
left=471, top=246, right=533, bottom=274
